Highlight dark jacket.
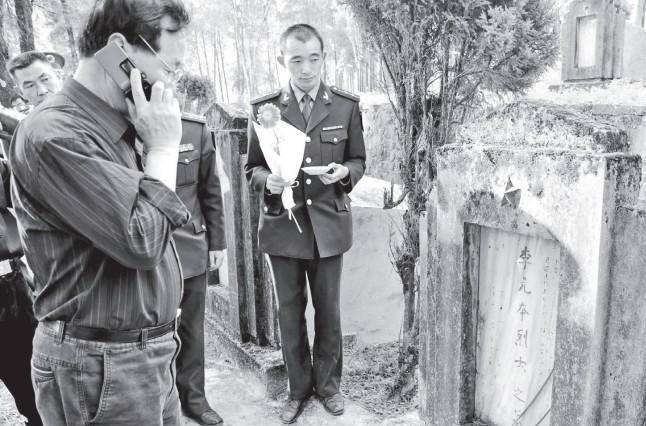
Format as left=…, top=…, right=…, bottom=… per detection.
left=173, top=114, right=226, bottom=278
left=245, top=82, right=366, bottom=259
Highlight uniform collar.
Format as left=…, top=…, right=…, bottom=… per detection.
left=280, top=81, right=332, bottom=106
left=290, top=80, right=320, bottom=104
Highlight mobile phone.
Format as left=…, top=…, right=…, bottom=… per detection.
left=94, top=41, right=152, bottom=101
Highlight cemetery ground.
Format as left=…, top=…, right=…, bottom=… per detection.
left=0, top=319, right=421, bottom=425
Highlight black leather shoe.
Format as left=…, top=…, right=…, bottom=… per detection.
left=321, top=393, right=344, bottom=416
left=188, top=409, right=224, bottom=425
left=279, top=396, right=308, bottom=424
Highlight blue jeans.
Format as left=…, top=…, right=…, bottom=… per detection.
left=31, top=321, right=182, bottom=425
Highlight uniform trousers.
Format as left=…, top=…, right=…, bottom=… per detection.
left=176, top=272, right=210, bottom=416
left=269, top=254, right=343, bottom=400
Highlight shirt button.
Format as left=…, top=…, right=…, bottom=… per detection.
left=201, top=224, right=207, bottom=230
left=306, top=178, right=312, bottom=185
left=306, top=199, right=312, bottom=206
left=305, top=157, right=312, bottom=164
left=333, top=137, right=338, bottom=142
left=305, top=136, right=311, bottom=143
left=184, top=158, right=190, bottom=164
left=263, top=206, right=268, bottom=212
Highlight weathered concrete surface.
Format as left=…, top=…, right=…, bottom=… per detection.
left=305, top=206, right=405, bottom=345
left=599, top=206, right=646, bottom=425
left=205, top=316, right=287, bottom=398
left=420, top=142, right=642, bottom=425
left=458, top=100, right=629, bottom=153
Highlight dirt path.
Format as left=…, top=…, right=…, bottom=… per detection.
left=0, top=323, right=422, bottom=426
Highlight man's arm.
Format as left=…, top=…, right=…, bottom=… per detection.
left=27, top=136, right=189, bottom=270
left=198, top=126, right=226, bottom=251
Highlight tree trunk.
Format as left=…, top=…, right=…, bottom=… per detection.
left=216, top=30, right=229, bottom=103
left=0, top=15, right=14, bottom=107
left=59, top=0, right=78, bottom=68
left=14, top=0, right=35, bottom=52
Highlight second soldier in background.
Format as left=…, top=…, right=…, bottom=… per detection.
left=173, top=114, right=226, bottom=426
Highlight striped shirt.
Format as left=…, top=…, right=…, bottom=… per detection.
left=8, top=79, right=190, bottom=330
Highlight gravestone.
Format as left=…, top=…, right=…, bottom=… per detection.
left=419, top=101, right=646, bottom=425
left=562, top=0, right=646, bottom=82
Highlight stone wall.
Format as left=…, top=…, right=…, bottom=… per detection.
left=361, top=102, right=402, bottom=184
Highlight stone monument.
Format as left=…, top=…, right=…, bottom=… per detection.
left=418, top=99, right=646, bottom=425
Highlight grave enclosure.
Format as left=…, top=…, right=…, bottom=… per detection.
left=419, top=1, right=646, bottom=424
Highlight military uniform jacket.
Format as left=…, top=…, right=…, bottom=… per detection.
left=245, top=82, right=366, bottom=259
left=172, top=115, right=226, bottom=278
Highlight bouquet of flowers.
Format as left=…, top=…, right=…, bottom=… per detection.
left=252, top=103, right=307, bottom=233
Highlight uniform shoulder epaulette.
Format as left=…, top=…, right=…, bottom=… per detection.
left=330, top=86, right=360, bottom=102
left=181, top=112, right=206, bottom=124
left=251, top=90, right=281, bottom=105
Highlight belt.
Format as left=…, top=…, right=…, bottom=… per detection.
left=50, top=316, right=179, bottom=344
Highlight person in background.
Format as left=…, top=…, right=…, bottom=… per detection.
left=172, top=112, right=226, bottom=425
left=245, top=23, right=366, bottom=424
left=10, top=94, right=32, bottom=115
left=6, top=51, right=64, bottom=108
left=8, top=0, right=192, bottom=424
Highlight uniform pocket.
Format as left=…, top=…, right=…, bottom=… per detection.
left=176, top=151, right=201, bottom=187
left=80, top=351, right=110, bottom=424
left=320, top=128, right=348, bottom=144
left=334, top=196, right=351, bottom=213
left=321, top=129, right=348, bottom=164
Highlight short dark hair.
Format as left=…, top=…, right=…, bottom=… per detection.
left=7, top=51, right=52, bottom=78
left=280, top=24, right=324, bottom=53
left=78, top=0, right=190, bottom=58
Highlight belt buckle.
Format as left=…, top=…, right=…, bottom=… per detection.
left=0, top=259, right=13, bottom=276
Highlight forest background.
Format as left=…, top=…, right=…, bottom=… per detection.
left=0, top=0, right=388, bottom=108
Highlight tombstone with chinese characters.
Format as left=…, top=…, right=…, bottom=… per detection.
left=562, top=0, right=646, bottom=82
left=419, top=100, right=646, bottom=425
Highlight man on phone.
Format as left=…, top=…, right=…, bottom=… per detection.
left=245, top=24, right=366, bottom=424
left=9, top=1, right=191, bottom=424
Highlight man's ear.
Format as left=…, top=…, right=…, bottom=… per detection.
left=277, top=54, right=285, bottom=68
left=107, top=33, right=127, bottom=49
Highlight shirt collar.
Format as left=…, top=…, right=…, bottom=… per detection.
left=60, top=79, right=131, bottom=143
left=290, top=80, right=320, bottom=104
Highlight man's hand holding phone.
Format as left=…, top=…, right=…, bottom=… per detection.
left=126, top=69, right=181, bottom=190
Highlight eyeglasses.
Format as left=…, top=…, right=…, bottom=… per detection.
left=137, top=34, right=184, bottom=84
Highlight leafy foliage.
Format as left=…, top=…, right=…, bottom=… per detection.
left=345, top=0, right=559, bottom=400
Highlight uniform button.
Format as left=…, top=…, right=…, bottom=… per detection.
left=306, top=199, right=312, bottom=206
left=263, top=206, right=268, bottom=212
left=201, top=224, right=207, bottom=230
left=306, top=178, right=312, bottom=185
left=305, top=157, right=312, bottom=164
left=305, top=136, right=311, bottom=143
left=333, top=137, right=338, bottom=142
left=184, top=158, right=190, bottom=163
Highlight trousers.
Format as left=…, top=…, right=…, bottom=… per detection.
left=269, top=254, right=343, bottom=399
left=31, top=320, right=182, bottom=425
left=176, top=272, right=211, bottom=416
left=0, top=266, right=42, bottom=426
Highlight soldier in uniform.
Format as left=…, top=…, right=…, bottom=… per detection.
left=173, top=114, right=226, bottom=426
left=245, top=24, right=366, bottom=424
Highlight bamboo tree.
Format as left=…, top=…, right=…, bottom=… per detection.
left=14, top=0, right=35, bottom=52
left=59, top=0, right=78, bottom=68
